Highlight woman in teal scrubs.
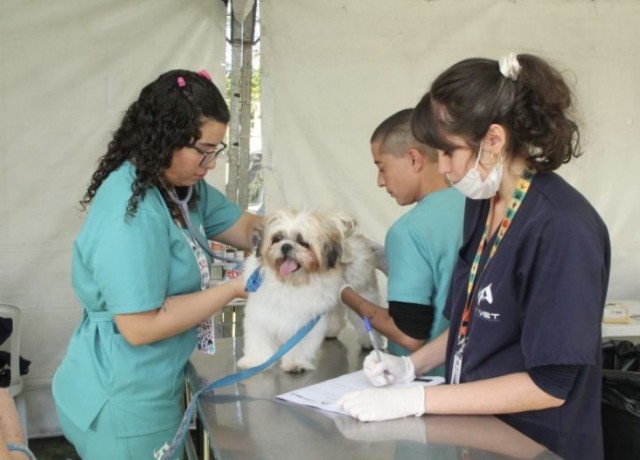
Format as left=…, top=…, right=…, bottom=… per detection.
left=53, top=70, right=262, bottom=459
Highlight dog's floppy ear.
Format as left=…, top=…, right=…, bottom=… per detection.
left=253, top=209, right=286, bottom=258
left=254, top=236, right=262, bottom=257
left=252, top=219, right=265, bottom=257
left=325, top=209, right=358, bottom=264
left=323, top=238, right=343, bottom=269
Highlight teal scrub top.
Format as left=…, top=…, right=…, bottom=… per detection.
left=53, top=162, right=243, bottom=437
left=385, top=188, right=464, bottom=373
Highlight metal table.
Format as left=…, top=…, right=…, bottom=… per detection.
left=186, top=328, right=560, bottom=460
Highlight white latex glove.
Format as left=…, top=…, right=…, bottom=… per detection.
left=339, top=283, right=353, bottom=303
left=337, top=385, right=425, bottom=422
left=363, top=350, right=415, bottom=387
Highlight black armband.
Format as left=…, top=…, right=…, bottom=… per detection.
left=388, top=301, right=435, bottom=340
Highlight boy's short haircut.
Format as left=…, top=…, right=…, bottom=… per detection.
left=371, top=109, right=437, bottom=161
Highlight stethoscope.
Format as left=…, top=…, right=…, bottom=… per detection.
left=165, top=185, right=240, bottom=264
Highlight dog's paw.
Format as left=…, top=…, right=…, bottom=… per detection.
left=355, top=329, right=383, bottom=351
left=237, top=355, right=264, bottom=369
left=281, top=360, right=315, bottom=373
left=357, top=336, right=374, bottom=351
left=324, top=325, right=341, bottom=339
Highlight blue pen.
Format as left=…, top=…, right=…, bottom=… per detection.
left=363, top=317, right=382, bottom=362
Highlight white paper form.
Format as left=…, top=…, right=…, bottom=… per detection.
left=276, top=370, right=444, bottom=415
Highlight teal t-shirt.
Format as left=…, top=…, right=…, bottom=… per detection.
left=53, top=162, right=242, bottom=437
left=385, top=188, right=464, bottom=376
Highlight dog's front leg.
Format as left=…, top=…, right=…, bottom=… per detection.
left=280, top=317, right=327, bottom=373
left=237, top=328, right=279, bottom=369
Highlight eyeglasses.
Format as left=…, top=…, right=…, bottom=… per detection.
left=189, top=142, right=228, bottom=166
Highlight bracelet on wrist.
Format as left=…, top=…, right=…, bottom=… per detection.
left=7, top=443, right=37, bottom=460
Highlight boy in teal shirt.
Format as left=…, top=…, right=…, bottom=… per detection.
left=340, top=109, right=464, bottom=376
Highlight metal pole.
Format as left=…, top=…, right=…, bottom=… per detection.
left=227, top=0, right=257, bottom=209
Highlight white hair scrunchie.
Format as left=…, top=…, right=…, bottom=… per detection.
left=499, top=52, right=521, bottom=81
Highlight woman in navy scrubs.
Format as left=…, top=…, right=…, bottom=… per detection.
left=338, top=53, right=610, bottom=460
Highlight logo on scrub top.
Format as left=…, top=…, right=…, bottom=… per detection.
left=476, top=283, right=500, bottom=321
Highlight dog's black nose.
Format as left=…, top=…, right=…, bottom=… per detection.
left=281, top=243, right=293, bottom=255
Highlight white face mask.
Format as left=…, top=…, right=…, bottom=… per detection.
left=450, top=143, right=503, bottom=199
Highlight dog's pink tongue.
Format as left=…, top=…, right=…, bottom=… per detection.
left=279, top=259, right=299, bottom=276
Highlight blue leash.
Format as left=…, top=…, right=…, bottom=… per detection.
left=157, top=269, right=320, bottom=460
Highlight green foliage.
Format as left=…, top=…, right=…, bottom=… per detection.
left=251, top=69, right=261, bottom=102
left=224, top=69, right=261, bottom=107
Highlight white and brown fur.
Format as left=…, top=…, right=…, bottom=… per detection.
left=237, top=208, right=382, bottom=373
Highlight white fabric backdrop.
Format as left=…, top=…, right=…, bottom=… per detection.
left=1, top=0, right=639, bottom=438
left=0, top=0, right=227, bottom=436
left=260, top=0, right=640, bottom=300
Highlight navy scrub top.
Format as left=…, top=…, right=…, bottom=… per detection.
left=444, top=172, right=610, bottom=459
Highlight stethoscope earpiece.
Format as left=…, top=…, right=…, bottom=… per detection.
left=165, top=185, right=240, bottom=264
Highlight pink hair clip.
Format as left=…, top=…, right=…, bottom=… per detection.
left=198, top=69, right=212, bottom=81
left=177, top=77, right=186, bottom=88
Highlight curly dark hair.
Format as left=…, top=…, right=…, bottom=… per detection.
left=80, top=69, right=230, bottom=219
left=411, top=54, right=581, bottom=173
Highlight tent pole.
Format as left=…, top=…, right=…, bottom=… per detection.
left=227, top=0, right=257, bottom=209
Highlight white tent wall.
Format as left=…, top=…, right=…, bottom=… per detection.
left=0, top=0, right=227, bottom=437
left=261, top=0, right=640, bottom=300
left=1, top=0, right=639, bottom=441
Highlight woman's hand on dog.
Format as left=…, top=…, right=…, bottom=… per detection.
left=224, top=277, right=249, bottom=299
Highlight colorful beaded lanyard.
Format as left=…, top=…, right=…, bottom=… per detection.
left=457, top=168, right=535, bottom=341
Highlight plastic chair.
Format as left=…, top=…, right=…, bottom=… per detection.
left=0, top=303, right=28, bottom=443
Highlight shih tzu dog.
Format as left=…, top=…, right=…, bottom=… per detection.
left=237, top=208, right=382, bottom=373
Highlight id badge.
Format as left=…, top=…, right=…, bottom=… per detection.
left=196, top=318, right=216, bottom=354
left=194, top=241, right=216, bottom=354
left=182, top=228, right=216, bottom=355
left=451, top=338, right=466, bottom=385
